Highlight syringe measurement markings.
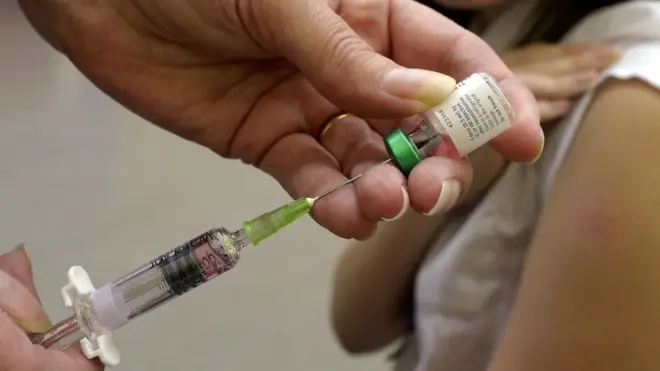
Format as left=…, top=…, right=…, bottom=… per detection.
left=121, top=233, right=232, bottom=319
left=194, top=242, right=226, bottom=280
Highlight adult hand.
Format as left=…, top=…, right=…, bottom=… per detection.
left=20, top=0, right=542, bottom=239
left=436, top=43, right=623, bottom=210
left=0, top=245, right=103, bottom=371
left=502, top=43, right=620, bottom=122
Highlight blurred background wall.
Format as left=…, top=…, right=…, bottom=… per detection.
left=0, top=2, right=387, bottom=370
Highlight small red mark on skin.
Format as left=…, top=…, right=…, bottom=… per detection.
left=571, top=194, right=619, bottom=239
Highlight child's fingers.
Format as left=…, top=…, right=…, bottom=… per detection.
left=518, top=70, right=599, bottom=100
left=529, top=45, right=621, bottom=74
left=538, top=100, right=574, bottom=123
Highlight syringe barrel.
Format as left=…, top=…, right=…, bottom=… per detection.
left=89, top=227, right=245, bottom=331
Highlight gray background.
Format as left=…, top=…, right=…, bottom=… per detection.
left=0, top=1, right=387, bottom=370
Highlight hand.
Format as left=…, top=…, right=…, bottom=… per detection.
left=446, top=43, right=622, bottom=208
left=0, top=245, right=103, bottom=371
left=20, top=0, right=542, bottom=239
left=502, top=43, right=621, bottom=122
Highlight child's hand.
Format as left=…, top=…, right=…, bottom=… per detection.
left=452, top=44, right=621, bottom=208
left=502, top=43, right=620, bottom=122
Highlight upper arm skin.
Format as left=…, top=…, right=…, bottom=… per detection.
left=487, top=79, right=660, bottom=371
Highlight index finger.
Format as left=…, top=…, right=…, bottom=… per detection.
left=388, top=0, right=543, bottom=163
left=259, top=133, right=376, bottom=239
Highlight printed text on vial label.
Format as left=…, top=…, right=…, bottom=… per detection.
left=451, top=83, right=507, bottom=142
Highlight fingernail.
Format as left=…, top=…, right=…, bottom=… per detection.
left=19, top=317, right=52, bottom=333
left=424, top=179, right=462, bottom=216
left=12, top=243, right=30, bottom=268
left=526, top=126, right=546, bottom=164
left=382, top=68, right=456, bottom=108
left=382, top=186, right=410, bottom=222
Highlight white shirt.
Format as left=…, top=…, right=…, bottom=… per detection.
left=394, top=2, right=660, bottom=371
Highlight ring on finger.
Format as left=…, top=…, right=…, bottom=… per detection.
left=319, top=113, right=353, bottom=140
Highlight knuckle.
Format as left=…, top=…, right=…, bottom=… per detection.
left=443, top=31, right=480, bottom=77
left=324, top=27, right=371, bottom=72
left=339, top=0, right=387, bottom=27
left=320, top=25, right=380, bottom=99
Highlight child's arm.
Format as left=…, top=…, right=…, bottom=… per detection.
left=331, top=209, right=446, bottom=354
left=331, top=140, right=507, bottom=353
left=487, top=78, right=660, bottom=371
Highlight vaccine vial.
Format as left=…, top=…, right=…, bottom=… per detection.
left=384, top=72, right=515, bottom=175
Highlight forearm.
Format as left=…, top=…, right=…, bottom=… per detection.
left=331, top=209, right=445, bottom=353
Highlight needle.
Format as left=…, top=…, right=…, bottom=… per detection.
left=315, top=158, right=394, bottom=201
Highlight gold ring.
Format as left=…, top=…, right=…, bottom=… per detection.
left=319, top=113, right=352, bottom=140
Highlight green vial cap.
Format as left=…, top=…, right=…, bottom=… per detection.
left=384, top=129, right=422, bottom=176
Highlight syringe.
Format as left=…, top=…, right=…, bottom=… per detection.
left=29, top=72, right=514, bottom=367
left=26, top=136, right=435, bottom=366
left=28, top=151, right=416, bottom=366
left=27, top=193, right=338, bottom=365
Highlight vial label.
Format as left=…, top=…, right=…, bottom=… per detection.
left=427, top=73, right=513, bottom=157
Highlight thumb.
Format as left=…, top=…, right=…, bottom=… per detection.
left=266, top=0, right=456, bottom=118
left=0, top=246, right=51, bottom=333
left=0, top=245, right=39, bottom=299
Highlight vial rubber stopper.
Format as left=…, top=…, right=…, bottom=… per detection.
left=384, top=129, right=422, bottom=176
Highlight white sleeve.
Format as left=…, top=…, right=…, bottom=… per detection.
left=536, top=0, right=660, bottom=201
left=564, top=0, right=660, bottom=86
